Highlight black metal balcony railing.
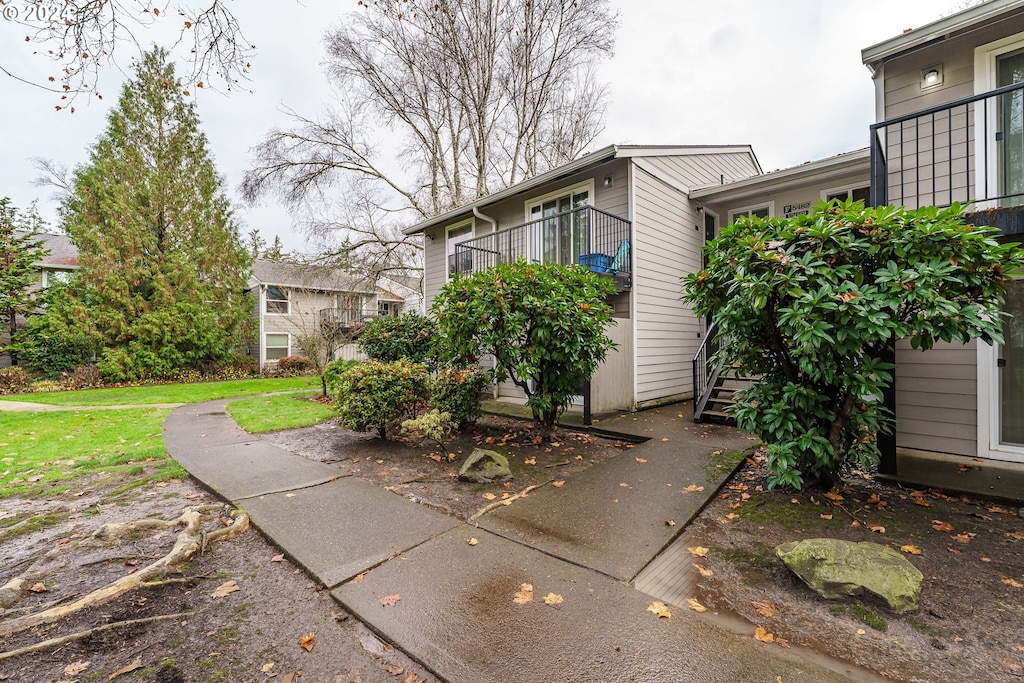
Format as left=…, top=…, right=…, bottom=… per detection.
left=318, top=307, right=397, bottom=334
left=450, top=205, right=632, bottom=287
left=870, top=80, right=1024, bottom=209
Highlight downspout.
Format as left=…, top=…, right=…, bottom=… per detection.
left=472, top=207, right=502, bottom=400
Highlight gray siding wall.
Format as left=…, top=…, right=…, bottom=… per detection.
left=895, top=339, right=977, bottom=457
left=879, top=15, right=1024, bottom=209
left=631, top=152, right=759, bottom=406
left=703, top=169, right=870, bottom=224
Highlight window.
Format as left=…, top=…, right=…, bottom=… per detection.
left=265, top=333, right=290, bottom=360
left=378, top=301, right=400, bottom=316
left=976, top=35, right=1024, bottom=208
left=728, top=203, right=773, bottom=223
left=44, top=270, right=72, bottom=287
left=526, top=182, right=593, bottom=266
left=822, top=186, right=870, bottom=203
left=447, top=222, right=474, bottom=278
left=265, top=285, right=289, bottom=314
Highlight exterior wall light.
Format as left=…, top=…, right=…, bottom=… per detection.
left=921, top=65, right=943, bottom=89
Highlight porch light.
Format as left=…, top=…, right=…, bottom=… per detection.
left=921, top=65, right=943, bottom=89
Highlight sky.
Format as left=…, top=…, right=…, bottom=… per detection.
left=0, top=0, right=953, bottom=254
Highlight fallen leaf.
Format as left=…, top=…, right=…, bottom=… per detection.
left=693, top=563, right=714, bottom=577
left=684, top=484, right=705, bottom=492
left=28, top=582, right=47, bottom=593
left=430, top=454, right=442, bottom=463
left=481, top=492, right=497, bottom=500
left=63, top=661, right=90, bottom=676
left=552, top=480, right=565, bottom=488
left=819, top=514, right=833, bottom=520
left=513, top=583, right=533, bottom=604
left=542, top=592, right=563, bottom=606
left=900, top=544, right=923, bottom=555
left=300, top=632, right=315, bottom=651
left=1002, top=576, right=1024, bottom=589
left=211, top=580, right=240, bottom=599
left=380, top=594, right=402, bottom=607
left=952, top=532, right=975, bottom=543
left=281, top=673, right=298, bottom=683
left=856, top=628, right=867, bottom=635
left=686, top=598, right=707, bottom=612
left=261, top=662, right=275, bottom=673
left=775, top=636, right=790, bottom=648
left=524, top=456, right=536, bottom=465
left=467, top=538, right=479, bottom=546
left=932, top=520, right=954, bottom=532
left=661, top=438, right=670, bottom=442
left=635, top=457, right=647, bottom=463
left=866, top=494, right=883, bottom=505
left=108, top=658, right=143, bottom=680
left=868, top=524, right=886, bottom=533
left=1006, top=531, right=1024, bottom=540
left=348, top=573, right=365, bottom=584
left=619, top=482, right=631, bottom=488
left=823, top=491, right=845, bottom=502
left=271, top=554, right=285, bottom=563
left=665, top=520, right=676, bottom=527
left=754, top=626, right=774, bottom=643
left=751, top=600, right=775, bottom=618
left=647, top=600, right=671, bottom=618
left=687, top=546, right=709, bottom=558
left=790, top=498, right=800, bottom=504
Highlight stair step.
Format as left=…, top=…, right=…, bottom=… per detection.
left=707, top=397, right=736, bottom=406
left=700, top=409, right=733, bottom=419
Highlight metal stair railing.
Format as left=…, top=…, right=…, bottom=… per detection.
left=692, top=322, right=725, bottom=421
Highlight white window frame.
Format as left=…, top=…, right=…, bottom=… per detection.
left=445, top=219, right=475, bottom=281
left=523, top=179, right=595, bottom=221
left=265, top=332, right=291, bottom=361
left=728, top=201, right=774, bottom=224
left=264, top=285, right=290, bottom=315
left=977, top=276, right=1024, bottom=463
left=820, top=185, right=870, bottom=202
left=974, top=33, right=1024, bottom=209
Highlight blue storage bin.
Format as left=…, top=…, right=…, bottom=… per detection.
left=580, top=253, right=613, bottom=272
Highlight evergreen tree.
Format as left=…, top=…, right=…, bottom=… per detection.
left=62, top=47, right=252, bottom=381
left=0, top=198, right=49, bottom=365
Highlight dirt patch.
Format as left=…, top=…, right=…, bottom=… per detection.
left=684, top=449, right=1024, bottom=683
left=1, top=414, right=631, bottom=682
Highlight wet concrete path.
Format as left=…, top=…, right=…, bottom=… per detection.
left=164, top=399, right=868, bottom=682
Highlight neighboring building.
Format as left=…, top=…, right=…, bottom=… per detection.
left=379, top=273, right=425, bottom=315
left=860, top=0, right=1024, bottom=492
left=247, top=259, right=387, bottom=367
left=0, top=232, right=80, bottom=369
left=404, top=145, right=763, bottom=414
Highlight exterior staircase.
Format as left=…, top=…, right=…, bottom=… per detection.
left=692, top=323, right=757, bottom=424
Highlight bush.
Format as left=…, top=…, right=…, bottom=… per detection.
left=336, top=360, right=430, bottom=439
left=358, top=313, right=438, bottom=366
left=432, top=366, right=489, bottom=427
left=401, top=409, right=457, bottom=451
left=206, top=354, right=260, bottom=380
left=434, top=260, right=617, bottom=428
left=61, top=365, right=102, bottom=390
left=276, top=355, right=313, bottom=375
left=0, top=366, right=32, bottom=395
left=683, top=200, right=1024, bottom=489
left=13, top=282, right=98, bottom=378
left=323, top=358, right=359, bottom=394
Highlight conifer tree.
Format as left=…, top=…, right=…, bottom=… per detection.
left=0, top=198, right=49, bottom=365
left=62, top=47, right=252, bottom=381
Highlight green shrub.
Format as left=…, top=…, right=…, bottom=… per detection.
left=30, top=378, right=64, bottom=394
left=434, top=260, right=617, bottom=428
left=358, top=313, right=438, bottom=365
left=13, top=282, right=98, bottom=378
left=0, top=366, right=32, bottom=395
left=276, top=355, right=313, bottom=375
left=432, top=366, right=488, bottom=427
left=323, top=358, right=359, bottom=393
left=336, top=360, right=430, bottom=439
left=401, top=408, right=456, bottom=451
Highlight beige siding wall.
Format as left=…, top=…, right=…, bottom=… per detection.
left=702, top=169, right=870, bottom=224
left=260, top=288, right=371, bottom=364
left=879, top=15, right=1024, bottom=208
left=895, top=339, right=977, bottom=457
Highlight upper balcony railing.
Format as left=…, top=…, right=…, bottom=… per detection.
left=870, top=80, right=1024, bottom=210
left=450, top=205, right=632, bottom=288
left=318, top=306, right=398, bottom=334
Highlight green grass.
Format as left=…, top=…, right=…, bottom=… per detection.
left=0, top=408, right=179, bottom=498
left=0, top=376, right=318, bottom=407
left=226, top=393, right=335, bottom=433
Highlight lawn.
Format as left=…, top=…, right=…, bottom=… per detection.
left=0, top=408, right=180, bottom=499
left=227, top=393, right=336, bottom=433
left=0, top=376, right=318, bottom=407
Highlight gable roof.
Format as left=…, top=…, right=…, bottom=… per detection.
left=402, top=144, right=760, bottom=235
left=249, top=259, right=375, bottom=294
left=862, top=0, right=1024, bottom=69
left=13, top=231, right=80, bottom=268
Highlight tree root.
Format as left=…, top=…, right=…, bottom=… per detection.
left=0, top=611, right=192, bottom=661
left=469, top=482, right=549, bottom=522
left=0, top=506, right=249, bottom=639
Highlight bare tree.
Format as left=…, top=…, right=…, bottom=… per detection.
left=242, top=0, right=618, bottom=267
left=1, top=1, right=255, bottom=105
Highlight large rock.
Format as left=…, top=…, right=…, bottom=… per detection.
left=775, top=538, right=923, bottom=614
left=458, top=448, right=512, bottom=483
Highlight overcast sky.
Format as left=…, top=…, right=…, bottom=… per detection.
left=0, top=0, right=951, bottom=253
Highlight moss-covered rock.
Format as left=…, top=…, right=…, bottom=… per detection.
left=775, top=538, right=923, bottom=614
left=458, top=448, right=512, bottom=483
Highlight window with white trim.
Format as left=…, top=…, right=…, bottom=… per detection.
left=728, top=203, right=772, bottom=223
left=265, top=285, right=289, bottom=314
left=265, top=333, right=290, bottom=360
left=822, top=186, right=870, bottom=203
left=447, top=222, right=474, bottom=278
left=525, top=181, right=593, bottom=266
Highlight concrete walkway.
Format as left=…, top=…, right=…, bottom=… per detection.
left=0, top=399, right=184, bottom=411
left=164, top=400, right=870, bottom=683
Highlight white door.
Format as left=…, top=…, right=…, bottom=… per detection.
left=979, top=279, right=1024, bottom=463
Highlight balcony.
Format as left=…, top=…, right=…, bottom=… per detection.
left=450, top=205, right=632, bottom=290
left=870, top=80, right=1024, bottom=217
left=318, top=307, right=398, bottom=337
